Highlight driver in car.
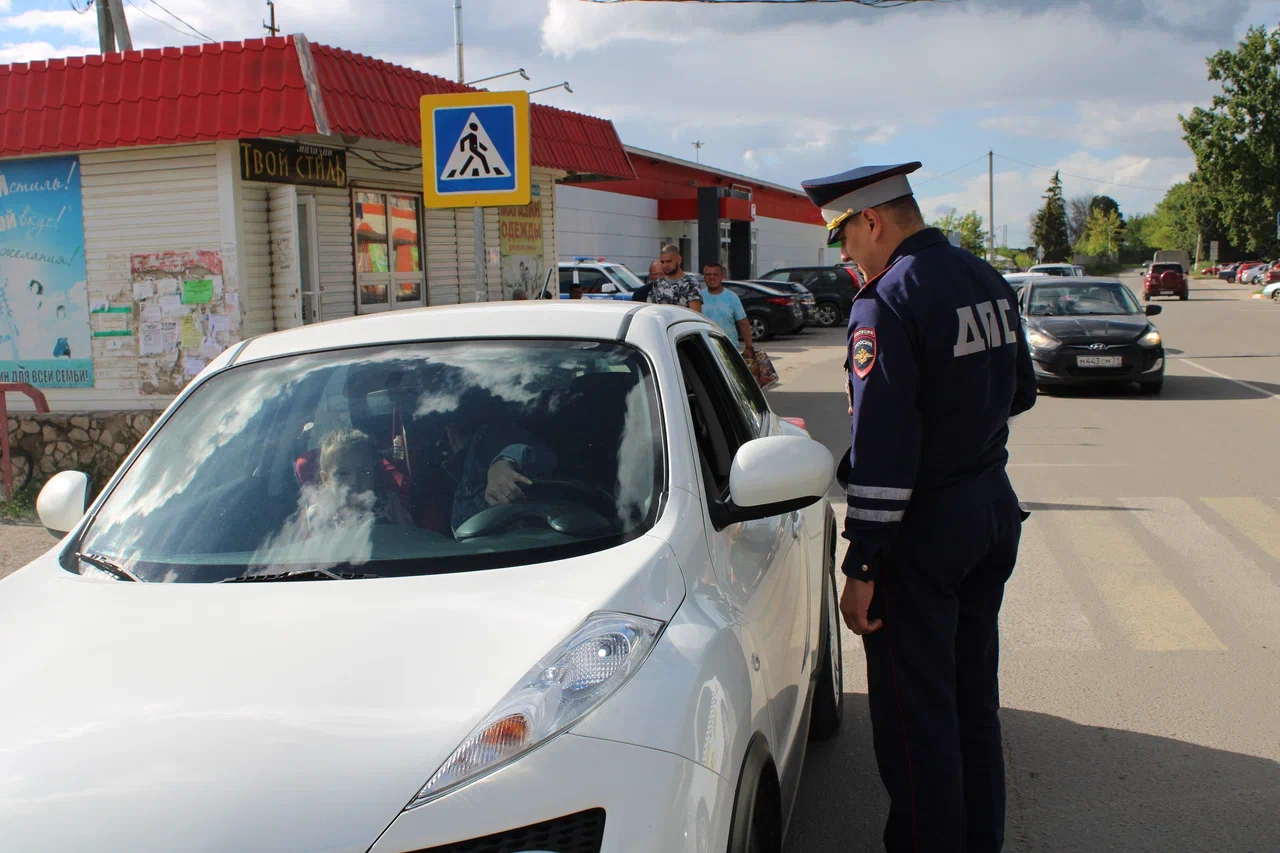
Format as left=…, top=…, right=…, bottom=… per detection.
left=445, top=416, right=559, bottom=536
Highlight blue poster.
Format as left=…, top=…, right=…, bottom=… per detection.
left=0, top=156, right=93, bottom=388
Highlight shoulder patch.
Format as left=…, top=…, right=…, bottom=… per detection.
left=851, top=327, right=877, bottom=379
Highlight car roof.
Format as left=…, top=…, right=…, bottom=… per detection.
left=725, top=279, right=786, bottom=294
left=231, top=302, right=706, bottom=364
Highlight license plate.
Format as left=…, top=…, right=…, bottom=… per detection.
left=1075, top=355, right=1122, bottom=367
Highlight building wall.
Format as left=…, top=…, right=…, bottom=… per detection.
left=755, top=215, right=828, bottom=273
left=555, top=184, right=660, bottom=273
left=10, top=144, right=223, bottom=413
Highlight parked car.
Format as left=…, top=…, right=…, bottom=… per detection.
left=725, top=280, right=806, bottom=341
left=1019, top=277, right=1166, bottom=394
left=2, top=301, right=844, bottom=853
left=751, top=279, right=816, bottom=326
left=1262, top=279, right=1280, bottom=302
left=1218, top=263, right=1243, bottom=281
left=538, top=258, right=647, bottom=300
left=758, top=265, right=860, bottom=328
left=1200, top=265, right=1221, bottom=276
left=1143, top=262, right=1189, bottom=301
left=1027, top=263, right=1085, bottom=277
left=1235, top=261, right=1267, bottom=283
left=1241, top=261, right=1274, bottom=285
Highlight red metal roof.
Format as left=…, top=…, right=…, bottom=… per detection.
left=0, top=36, right=634, bottom=181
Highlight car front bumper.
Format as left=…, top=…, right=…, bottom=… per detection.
left=1032, top=343, right=1165, bottom=385
left=369, top=732, right=734, bottom=853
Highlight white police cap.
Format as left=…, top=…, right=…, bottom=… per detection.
left=801, top=162, right=922, bottom=247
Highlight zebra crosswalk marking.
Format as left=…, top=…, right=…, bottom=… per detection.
left=1201, top=497, right=1280, bottom=561
left=1123, top=498, right=1280, bottom=646
left=1053, top=499, right=1226, bottom=652
left=1002, top=520, right=1100, bottom=651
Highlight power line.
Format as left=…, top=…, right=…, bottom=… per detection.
left=915, top=153, right=988, bottom=186
left=143, top=0, right=216, bottom=42
left=126, top=0, right=202, bottom=41
left=994, top=153, right=1170, bottom=193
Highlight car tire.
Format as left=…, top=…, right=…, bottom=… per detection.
left=1139, top=379, right=1164, bottom=395
left=1179, top=291, right=1189, bottom=301
left=814, top=302, right=841, bottom=328
left=809, top=554, right=844, bottom=741
left=750, top=315, right=772, bottom=342
left=1142, top=291, right=1151, bottom=302
left=726, top=737, right=783, bottom=853
left=1272, top=289, right=1280, bottom=303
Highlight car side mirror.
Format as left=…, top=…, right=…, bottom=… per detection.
left=1145, top=304, right=1162, bottom=316
left=36, top=470, right=90, bottom=538
left=600, top=282, right=617, bottom=294
left=725, top=435, right=833, bottom=525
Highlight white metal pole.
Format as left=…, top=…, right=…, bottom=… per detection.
left=454, top=0, right=465, bottom=85
left=454, top=0, right=488, bottom=301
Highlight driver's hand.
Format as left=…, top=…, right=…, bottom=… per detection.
left=485, top=460, right=532, bottom=507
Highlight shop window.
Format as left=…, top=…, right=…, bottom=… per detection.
left=354, top=191, right=426, bottom=313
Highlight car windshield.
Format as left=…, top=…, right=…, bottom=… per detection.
left=71, top=340, right=663, bottom=583
left=1027, top=282, right=1142, bottom=316
left=606, top=265, right=646, bottom=291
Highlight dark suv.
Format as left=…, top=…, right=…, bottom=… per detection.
left=757, top=266, right=860, bottom=327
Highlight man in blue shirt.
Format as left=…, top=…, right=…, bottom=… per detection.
left=698, top=262, right=753, bottom=358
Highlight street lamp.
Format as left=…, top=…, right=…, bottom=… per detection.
left=465, top=68, right=529, bottom=86
left=529, top=81, right=573, bottom=95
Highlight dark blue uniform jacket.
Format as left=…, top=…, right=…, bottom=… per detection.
left=842, top=228, right=1036, bottom=581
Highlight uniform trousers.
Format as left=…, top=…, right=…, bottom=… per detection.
left=861, top=486, right=1024, bottom=853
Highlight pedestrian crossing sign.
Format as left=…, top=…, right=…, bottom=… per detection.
left=420, top=90, right=530, bottom=208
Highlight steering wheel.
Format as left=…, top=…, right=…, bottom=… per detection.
left=452, top=478, right=621, bottom=541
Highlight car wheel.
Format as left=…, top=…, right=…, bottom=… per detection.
left=814, top=302, right=841, bottom=327
left=726, top=739, right=782, bottom=853
left=1272, top=289, right=1280, bottom=303
left=809, top=556, right=844, bottom=741
left=1140, top=379, right=1164, bottom=395
left=1179, top=291, right=1189, bottom=301
left=750, top=315, right=772, bottom=342
left=1142, top=291, right=1151, bottom=302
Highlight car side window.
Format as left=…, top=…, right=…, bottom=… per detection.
left=704, top=333, right=768, bottom=436
left=677, top=336, right=754, bottom=498
left=822, top=271, right=840, bottom=286
left=559, top=269, right=575, bottom=289
left=577, top=270, right=608, bottom=291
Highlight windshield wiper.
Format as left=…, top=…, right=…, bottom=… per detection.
left=219, top=568, right=375, bottom=583
left=76, top=552, right=141, bottom=582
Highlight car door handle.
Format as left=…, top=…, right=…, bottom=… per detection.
left=790, top=511, right=802, bottom=539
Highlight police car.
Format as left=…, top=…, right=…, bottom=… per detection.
left=538, top=258, right=647, bottom=300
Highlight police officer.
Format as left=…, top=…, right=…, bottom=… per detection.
left=800, top=162, right=1036, bottom=853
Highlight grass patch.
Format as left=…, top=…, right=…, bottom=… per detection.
left=0, top=481, right=38, bottom=522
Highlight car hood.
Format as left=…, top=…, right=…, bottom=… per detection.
left=0, top=536, right=685, bottom=853
left=1030, top=314, right=1149, bottom=344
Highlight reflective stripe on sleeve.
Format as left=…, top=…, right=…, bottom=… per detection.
left=846, top=484, right=913, bottom=501
left=846, top=506, right=906, bottom=523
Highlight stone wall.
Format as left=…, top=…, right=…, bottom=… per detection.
left=4, top=412, right=152, bottom=495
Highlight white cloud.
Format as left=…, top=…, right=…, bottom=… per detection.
left=2, top=9, right=98, bottom=38
left=0, top=41, right=98, bottom=64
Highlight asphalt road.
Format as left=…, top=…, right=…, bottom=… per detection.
left=2, top=275, right=1276, bottom=850
left=768, top=274, right=1280, bottom=852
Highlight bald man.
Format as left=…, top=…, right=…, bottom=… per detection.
left=647, top=244, right=702, bottom=312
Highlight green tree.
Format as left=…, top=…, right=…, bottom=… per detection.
left=1149, top=179, right=1219, bottom=254
left=1078, top=208, right=1125, bottom=257
left=1089, top=195, right=1122, bottom=221
left=1032, top=171, right=1071, bottom=262
left=930, top=210, right=987, bottom=255
left=1181, top=25, right=1280, bottom=255
left=1067, top=194, right=1094, bottom=247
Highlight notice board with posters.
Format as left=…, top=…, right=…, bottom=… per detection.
left=0, top=156, right=93, bottom=388
left=499, top=184, right=543, bottom=300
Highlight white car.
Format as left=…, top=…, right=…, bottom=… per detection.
left=1262, top=279, right=1280, bottom=301
left=1, top=302, right=844, bottom=853
left=1027, top=263, right=1085, bottom=277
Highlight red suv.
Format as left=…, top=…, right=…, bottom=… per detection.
left=1144, top=262, right=1188, bottom=301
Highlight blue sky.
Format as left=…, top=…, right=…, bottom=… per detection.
left=3, top=0, right=1279, bottom=245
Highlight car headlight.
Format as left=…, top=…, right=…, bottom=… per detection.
left=407, top=611, right=665, bottom=808
left=1137, top=327, right=1162, bottom=347
left=1026, top=327, right=1061, bottom=351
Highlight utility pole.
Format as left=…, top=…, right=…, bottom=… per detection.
left=263, top=1, right=279, bottom=37
left=453, top=0, right=486, bottom=301
left=453, top=0, right=465, bottom=86
left=987, top=150, right=995, bottom=263
left=97, top=0, right=133, bottom=53
left=692, top=141, right=705, bottom=164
